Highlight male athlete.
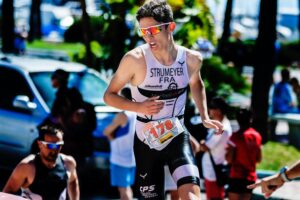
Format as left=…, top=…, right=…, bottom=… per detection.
left=104, top=0, right=223, bottom=199
left=3, top=126, right=79, bottom=200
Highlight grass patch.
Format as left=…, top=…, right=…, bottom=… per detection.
left=257, top=141, right=300, bottom=171
left=27, top=40, right=84, bottom=58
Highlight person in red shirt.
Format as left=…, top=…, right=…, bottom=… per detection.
left=226, top=108, right=262, bottom=200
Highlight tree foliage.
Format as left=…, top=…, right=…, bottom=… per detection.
left=202, top=56, right=250, bottom=98
left=173, top=0, right=217, bottom=47
left=64, top=0, right=216, bottom=71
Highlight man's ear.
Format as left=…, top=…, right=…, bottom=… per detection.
left=37, top=140, right=42, bottom=149
left=168, top=22, right=176, bottom=32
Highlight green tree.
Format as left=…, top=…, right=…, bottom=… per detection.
left=28, top=0, right=42, bottom=42
left=101, top=0, right=136, bottom=71
left=173, top=0, right=217, bottom=47
left=251, top=0, right=277, bottom=143
left=298, top=0, right=300, bottom=41
left=218, top=0, right=234, bottom=55
left=1, top=0, right=15, bottom=53
left=64, top=0, right=216, bottom=71
left=80, top=0, right=93, bottom=68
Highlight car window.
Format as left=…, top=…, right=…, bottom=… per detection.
left=30, top=72, right=56, bottom=109
left=69, top=71, right=107, bottom=106
left=31, top=70, right=107, bottom=109
left=0, top=66, right=34, bottom=112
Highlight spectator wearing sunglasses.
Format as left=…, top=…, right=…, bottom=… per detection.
left=3, top=125, right=79, bottom=200
left=103, top=0, right=223, bottom=199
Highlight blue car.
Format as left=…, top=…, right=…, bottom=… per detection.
left=0, top=55, right=118, bottom=170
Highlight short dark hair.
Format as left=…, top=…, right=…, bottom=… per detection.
left=38, top=125, right=64, bottom=141
left=208, top=97, right=229, bottom=114
left=281, top=68, right=290, bottom=82
left=51, top=69, right=69, bottom=86
left=236, top=108, right=252, bottom=127
left=136, top=0, right=174, bottom=23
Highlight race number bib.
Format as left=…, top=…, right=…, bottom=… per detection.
left=142, top=117, right=184, bottom=150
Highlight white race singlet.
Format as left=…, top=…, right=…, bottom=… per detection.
left=131, top=44, right=190, bottom=146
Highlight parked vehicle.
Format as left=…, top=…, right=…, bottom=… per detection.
left=0, top=55, right=118, bottom=170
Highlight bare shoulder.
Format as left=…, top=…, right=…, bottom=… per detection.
left=121, top=46, right=145, bottom=66
left=117, top=45, right=146, bottom=85
left=61, top=154, right=76, bottom=170
left=20, top=154, right=35, bottom=163
left=15, top=154, right=35, bottom=174
left=185, top=48, right=203, bottom=68
left=182, top=47, right=203, bottom=77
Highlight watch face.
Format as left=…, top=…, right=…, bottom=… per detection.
left=280, top=166, right=287, bottom=173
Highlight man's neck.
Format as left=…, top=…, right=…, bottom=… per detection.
left=40, top=157, right=57, bottom=169
left=151, top=42, right=177, bottom=66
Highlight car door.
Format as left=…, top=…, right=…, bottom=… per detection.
left=0, top=66, right=42, bottom=169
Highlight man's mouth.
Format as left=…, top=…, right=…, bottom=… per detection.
left=46, top=153, right=58, bottom=162
left=149, top=42, right=157, bottom=48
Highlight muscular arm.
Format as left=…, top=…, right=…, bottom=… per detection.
left=104, top=48, right=164, bottom=115
left=104, top=112, right=128, bottom=140
left=285, top=160, right=300, bottom=180
left=186, top=50, right=223, bottom=134
left=257, top=146, right=262, bottom=163
left=64, top=155, right=79, bottom=200
left=187, top=55, right=209, bottom=122
left=248, top=160, right=300, bottom=198
left=104, top=50, right=141, bottom=112
left=225, top=144, right=235, bottom=164
left=3, top=156, right=34, bottom=194
left=189, top=134, right=200, bottom=154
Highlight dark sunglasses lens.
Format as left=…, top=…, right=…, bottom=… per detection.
left=47, top=143, right=62, bottom=150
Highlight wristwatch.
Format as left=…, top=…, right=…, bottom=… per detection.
left=279, top=166, right=292, bottom=182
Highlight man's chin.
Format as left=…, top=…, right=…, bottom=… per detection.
left=46, top=155, right=58, bottom=162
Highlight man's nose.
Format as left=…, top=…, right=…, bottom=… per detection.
left=143, top=33, right=154, bottom=38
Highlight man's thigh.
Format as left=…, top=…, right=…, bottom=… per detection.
left=134, top=135, right=165, bottom=199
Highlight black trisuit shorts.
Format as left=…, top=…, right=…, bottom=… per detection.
left=134, top=131, right=200, bottom=199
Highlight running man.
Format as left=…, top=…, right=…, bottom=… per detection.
left=104, top=0, right=223, bottom=199
left=3, top=125, right=79, bottom=200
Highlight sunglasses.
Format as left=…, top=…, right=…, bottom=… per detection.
left=139, top=22, right=171, bottom=37
left=41, top=141, right=64, bottom=150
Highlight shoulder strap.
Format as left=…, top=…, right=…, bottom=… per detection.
left=208, top=150, right=218, bottom=170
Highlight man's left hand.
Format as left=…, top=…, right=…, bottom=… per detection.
left=202, top=119, right=224, bottom=135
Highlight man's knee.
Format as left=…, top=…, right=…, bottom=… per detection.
left=178, top=183, right=201, bottom=200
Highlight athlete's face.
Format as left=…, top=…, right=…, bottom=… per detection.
left=138, top=17, right=174, bottom=50
left=38, top=133, right=63, bottom=163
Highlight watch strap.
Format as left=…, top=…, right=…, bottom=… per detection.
left=280, top=166, right=292, bottom=182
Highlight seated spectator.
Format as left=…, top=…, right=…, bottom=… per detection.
left=271, top=69, right=299, bottom=114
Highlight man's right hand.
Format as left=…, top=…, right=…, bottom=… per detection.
left=137, top=96, right=164, bottom=115
left=247, top=174, right=284, bottom=199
